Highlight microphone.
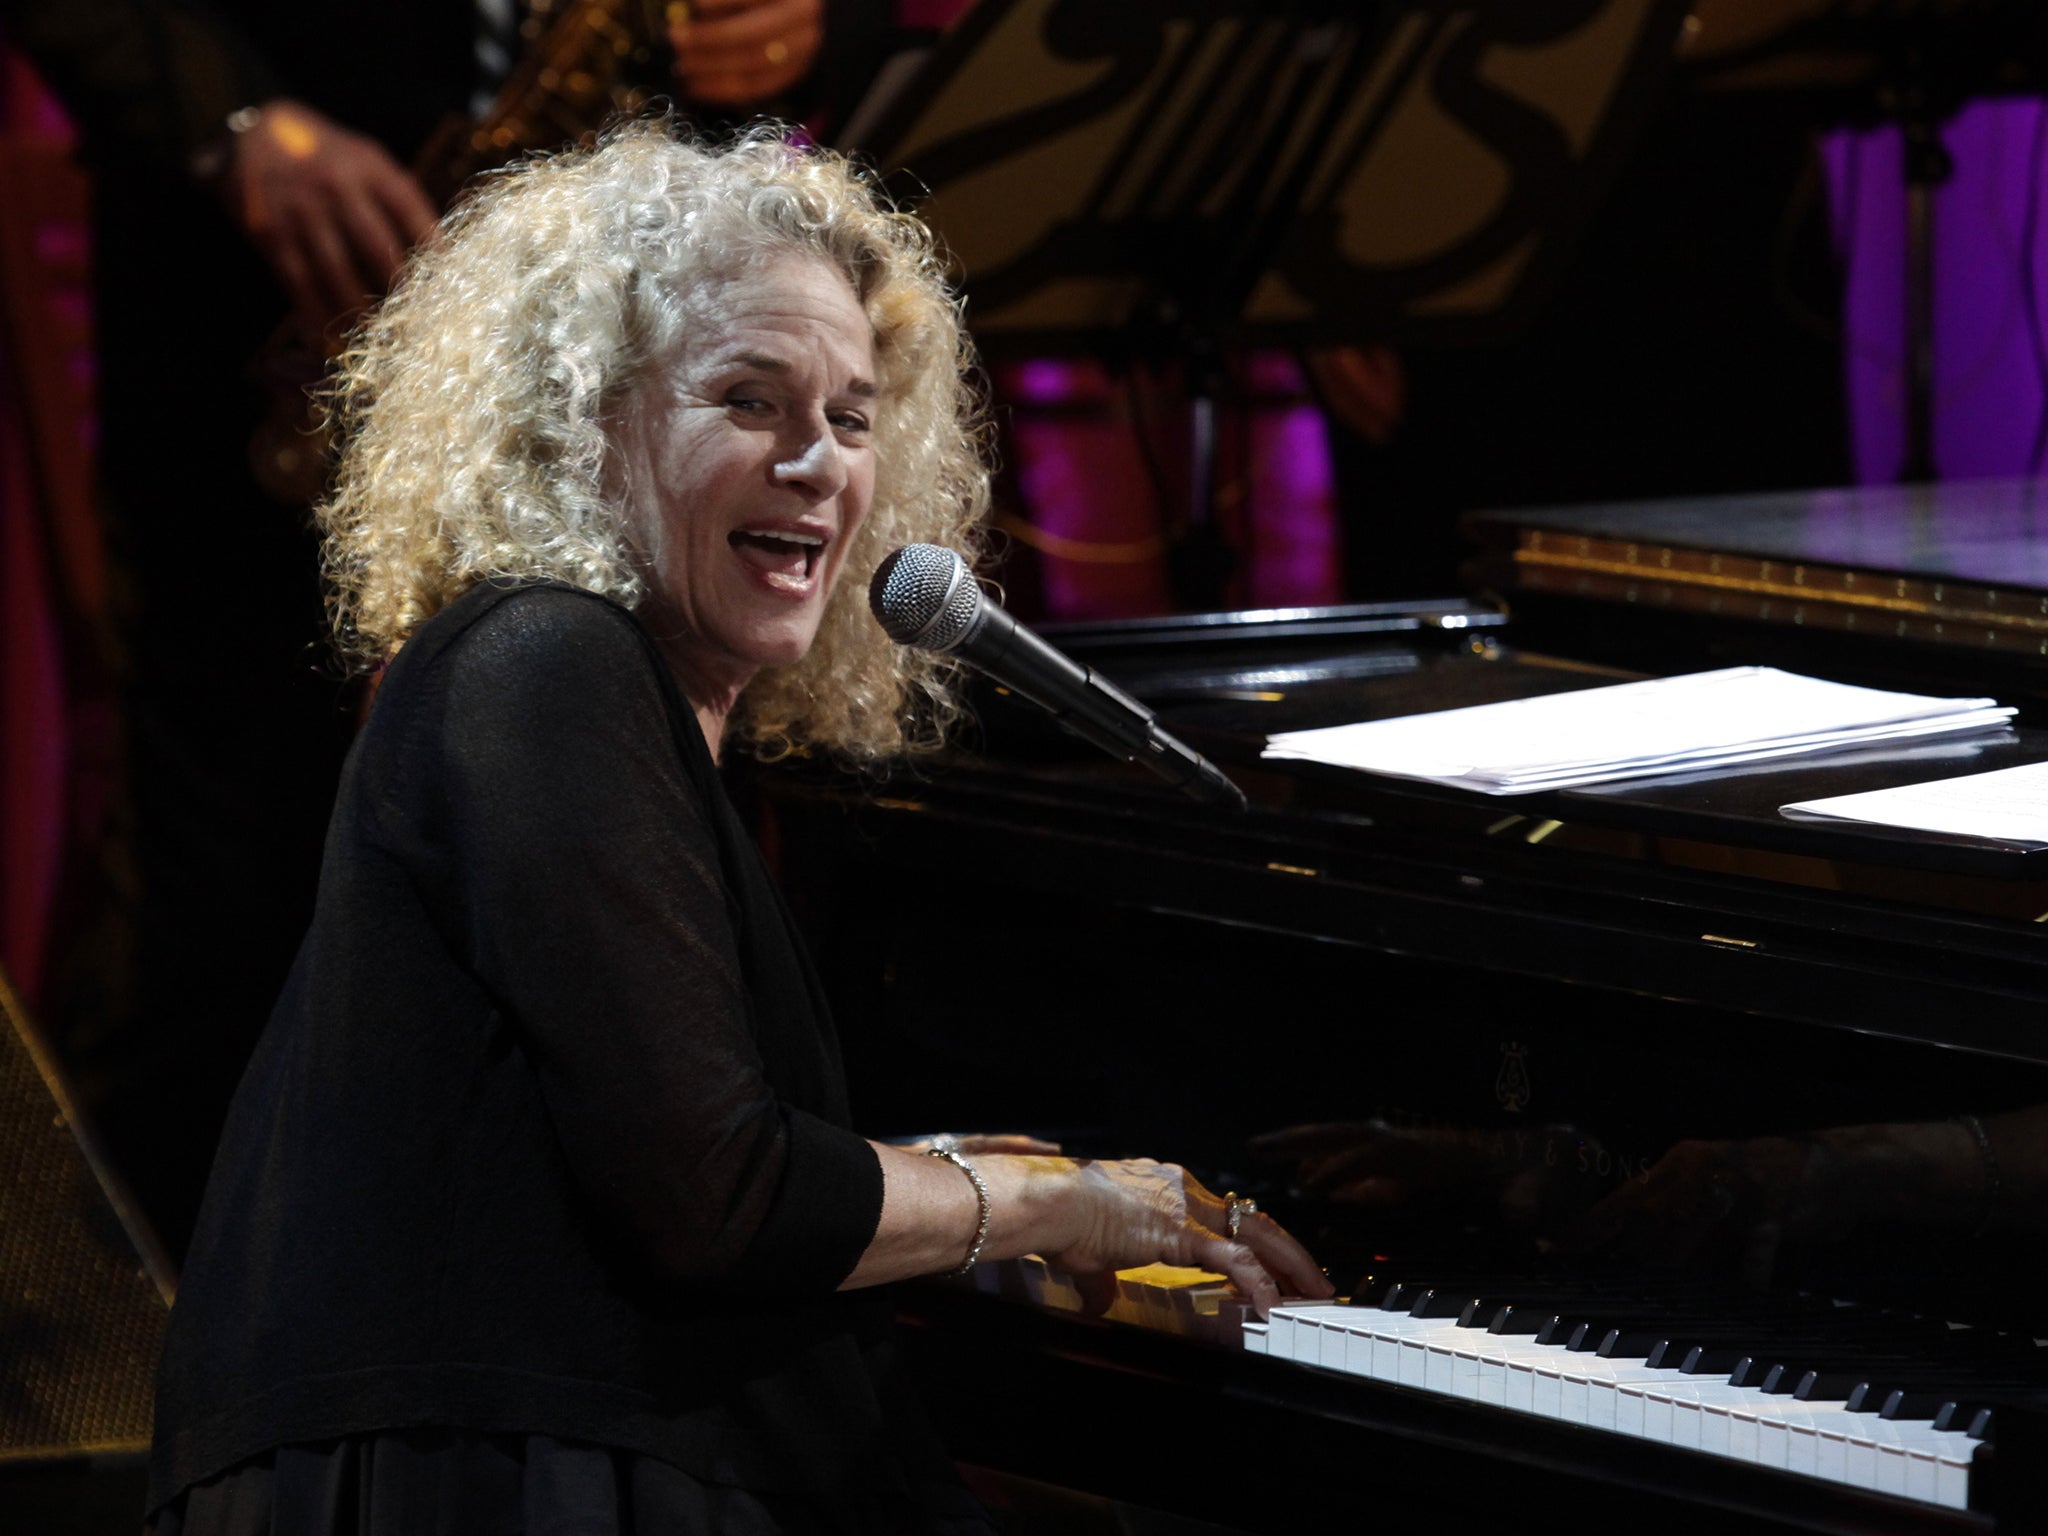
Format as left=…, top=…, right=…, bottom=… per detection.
left=869, top=544, right=1248, bottom=811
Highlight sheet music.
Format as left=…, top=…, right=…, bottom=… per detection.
left=1262, top=667, right=2015, bottom=795
left=1780, top=760, right=2048, bottom=850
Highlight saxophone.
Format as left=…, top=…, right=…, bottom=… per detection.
left=249, top=0, right=668, bottom=504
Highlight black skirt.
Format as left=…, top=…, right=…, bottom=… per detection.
left=147, top=1430, right=999, bottom=1536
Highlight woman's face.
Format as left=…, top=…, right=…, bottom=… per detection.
left=612, top=253, right=878, bottom=704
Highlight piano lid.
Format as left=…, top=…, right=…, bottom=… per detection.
left=1467, top=478, right=2048, bottom=590
left=1463, top=480, right=2048, bottom=668
left=764, top=606, right=2048, bottom=1066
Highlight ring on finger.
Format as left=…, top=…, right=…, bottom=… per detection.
left=1224, top=1192, right=1258, bottom=1241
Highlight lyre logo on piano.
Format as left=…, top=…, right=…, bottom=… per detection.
left=1496, top=1039, right=1532, bottom=1112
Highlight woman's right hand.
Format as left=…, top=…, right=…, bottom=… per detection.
left=1043, top=1158, right=1333, bottom=1318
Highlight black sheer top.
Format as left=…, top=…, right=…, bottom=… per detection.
left=149, top=582, right=952, bottom=1526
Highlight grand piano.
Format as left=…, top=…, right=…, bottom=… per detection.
left=750, top=481, right=2048, bottom=1534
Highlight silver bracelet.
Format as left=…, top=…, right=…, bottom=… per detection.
left=926, top=1145, right=990, bottom=1276
left=189, top=104, right=266, bottom=187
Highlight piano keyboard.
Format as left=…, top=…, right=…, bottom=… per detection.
left=973, top=1258, right=2045, bottom=1516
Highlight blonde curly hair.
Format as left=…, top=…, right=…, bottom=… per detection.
left=317, top=120, right=991, bottom=760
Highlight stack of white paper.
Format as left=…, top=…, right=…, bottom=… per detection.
left=1782, top=760, right=2048, bottom=850
left=1262, top=666, right=2014, bottom=796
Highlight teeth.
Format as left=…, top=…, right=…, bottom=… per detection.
left=749, top=529, right=825, bottom=547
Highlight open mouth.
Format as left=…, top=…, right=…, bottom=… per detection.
left=730, top=528, right=826, bottom=584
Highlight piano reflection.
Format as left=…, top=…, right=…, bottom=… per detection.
left=747, top=481, right=2048, bottom=1534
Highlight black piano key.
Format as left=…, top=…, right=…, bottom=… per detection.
left=1486, top=1304, right=1552, bottom=1337
left=1883, top=1387, right=1961, bottom=1421
left=1595, top=1327, right=1662, bottom=1360
left=1460, top=1295, right=1569, bottom=1332
left=1793, top=1368, right=1885, bottom=1402
left=1931, top=1402, right=1999, bottom=1440
left=1645, top=1338, right=1686, bottom=1369
left=1849, top=1362, right=2048, bottom=1415
left=1458, top=1298, right=1507, bottom=1330
left=1408, top=1288, right=1479, bottom=1319
left=1682, top=1344, right=1747, bottom=1376
left=1374, top=1279, right=1430, bottom=1312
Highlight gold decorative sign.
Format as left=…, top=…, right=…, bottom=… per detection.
left=858, top=0, right=1690, bottom=350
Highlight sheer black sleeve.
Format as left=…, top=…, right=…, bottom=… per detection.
left=1, top=0, right=284, bottom=178
left=420, top=587, right=883, bottom=1295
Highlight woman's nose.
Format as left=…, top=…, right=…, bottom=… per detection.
left=772, top=426, right=848, bottom=501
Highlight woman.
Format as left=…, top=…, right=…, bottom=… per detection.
left=147, top=123, right=1332, bottom=1534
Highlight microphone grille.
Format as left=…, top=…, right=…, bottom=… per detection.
left=869, top=544, right=980, bottom=652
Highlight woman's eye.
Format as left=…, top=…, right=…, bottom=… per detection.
left=831, top=411, right=871, bottom=435
left=726, top=393, right=771, bottom=414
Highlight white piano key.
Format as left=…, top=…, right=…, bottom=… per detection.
left=1750, top=1397, right=1850, bottom=1472
left=1667, top=1382, right=1756, bottom=1451
left=1789, top=1409, right=1857, bottom=1487
left=1473, top=1345, right=1510, bottom=1406
left=1613, top=1368, right=1695, bottom=1438
left=1262, top=1305, right=1310, bottom=1361
left=1343, top=1319, right=1377, bottom=1378
left=1421, top=1323, right=1530, bottom=1402
left=1876, top=1422, right=1978, bottom=1506
left=1504, top=1354, right=1540, bottom=1413
left=1558, top=1360, right=1600, bottom=1425
left=1756, top=1408, right=1793, bottom=1470
left=1278, top=1304, right=1360, bottom=1363
left=1445, top=1335, right=1491, bottom=1401
left=1477, top=1335, right=1560, bottom=1414
left=1223, top=1287, right=1977, bottom=1515
left=1262, top=1308, right=1301, bottom=1361
left=1725, top=1399, right=1763, bottom=1463
left=1422, top=1330, right=1478, bottom=1395
left=1367, top=1313, right=1462, bottom=1384
left=1583, top=1362, right=1677, bottom=1432
left=1700, top=1395, right=1743, bottom=1457
left=1319, top=1314, right=1360, bottom=1371
left=1842, top=1423, right=1879, bottom=1493
left=1936, top=1443, right=1976, bottom=1512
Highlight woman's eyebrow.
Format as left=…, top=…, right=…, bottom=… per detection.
left=726, top=349, right=877, bottom=397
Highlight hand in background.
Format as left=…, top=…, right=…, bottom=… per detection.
left=1566, top=1135, right=1821, bottom=1289
left=1564, top=1120, right=2001, bottom=1287
left=668, top=0, right=823, bottom=107
left=1253, top=1117, right=1586, bottom=1234
left=1306, top=344, right=1406, bottom=446
left=222, top=99, right=437, bottom=344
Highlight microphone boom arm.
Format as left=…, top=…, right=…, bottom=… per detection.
left=872, top=543, right=1248, bottom=812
